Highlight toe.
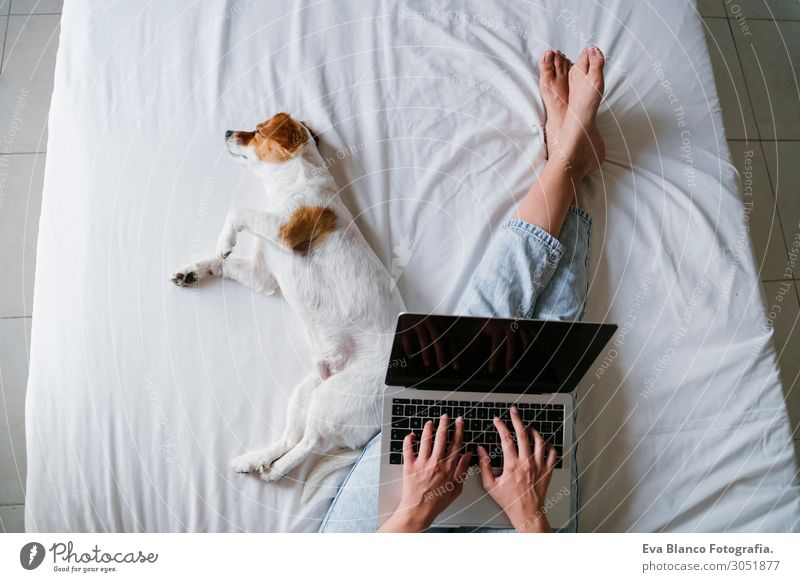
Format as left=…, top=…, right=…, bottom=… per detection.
left=539, top=50, right=555, bottom=80
left=589, top=46, right=605, bottom=72
left=575, top=48, right=590, bottom=73
left=553, top=50, right=564, bottom=74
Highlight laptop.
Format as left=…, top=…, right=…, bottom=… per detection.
left=378, top=313, right=616, bottom=529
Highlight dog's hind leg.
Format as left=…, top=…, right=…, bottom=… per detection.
left=258, top=432, right=326, bottom=482
left=230, top=373, right=320, bottom=474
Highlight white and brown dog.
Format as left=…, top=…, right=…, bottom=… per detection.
left=171, top=113, right=401, bottom=488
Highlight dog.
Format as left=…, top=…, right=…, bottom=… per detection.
left=171, top=112, right=402, bottom=489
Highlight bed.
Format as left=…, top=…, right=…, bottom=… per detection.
left=26, top=0, right=800, bottom=532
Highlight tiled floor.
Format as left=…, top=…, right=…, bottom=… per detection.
left=0, top=1, right=798, bottom=533
left=0, top=0, right=61, bottom=533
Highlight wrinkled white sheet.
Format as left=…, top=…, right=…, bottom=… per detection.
left=26, top=0, right=799, bottom=531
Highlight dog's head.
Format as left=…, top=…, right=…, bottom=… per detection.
left=225, top=112, right=318, bottom=165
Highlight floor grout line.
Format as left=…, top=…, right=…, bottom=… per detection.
left=0, top=11, right=10, bottom=74
left=0, top=150, right=46, bottom=155
left=0, top=315, right=32, bottom=319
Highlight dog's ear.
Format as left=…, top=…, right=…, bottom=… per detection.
left=278, top=206, right=337, bottom=253
left=300, top=121, right=320, bottom=146
left=256, top=113, right=309, bottom=161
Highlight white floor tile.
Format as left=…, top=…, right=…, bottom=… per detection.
left=0, top=153, right=44, bottom=317
left=0, top=503, right=25, bottom=532
left=0, top=14, right=59, bottom=153
left=763, top=280, right=800, bottom=432
left=733, top=20, right=800, bottom=139
left=726, top=0, right=800, bottom=21
left=762, top=140, right=800, bottom=278
left=0, top=2, right=9, bottom=17
left=0, top=317, right=30, bottom=506
left=703, top=18, right=759, bottom=140
left=698, top=0, right=726, bottom=17
left=728, top=141, right=789, bottom=279
left=10, top=0, right=62, bottom=15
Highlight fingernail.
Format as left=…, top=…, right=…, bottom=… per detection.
left=456, top=416, right=463, bottom=423
left=511, top=406, right=518, bottom=414
left=493, top=416, right=500, bottom=422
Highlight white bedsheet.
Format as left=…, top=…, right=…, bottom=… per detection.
left=26, top=0, right=800, bottom=532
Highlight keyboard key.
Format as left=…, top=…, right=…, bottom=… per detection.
left=454, top=407, right=465, bottom=417
left=396, top=398, right=410, bottom=404
left=441, top=406, right=453, bottom=417
left=411, top=399, right=422, bottom=404
left=548, top=409, right=564, bottom=422
left=391, top=429, right=407, bottom=440
left=424, top=400, right=434, bottom=405
left=392, top=404, right=403, bottom=416
left=392, top=417, right=410, bottom=429
left=430, top=406, right=441, bottom=417
left=410, top=417, right=422, bottom=429
left=390, top=440, right=403, bottom=452
left=404, top=405, right=415, bottom=417
left=390, top=453, right=402, bottom=465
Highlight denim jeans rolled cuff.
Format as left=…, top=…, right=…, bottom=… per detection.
left=456, top=218, right=566, bottom=319
left=503, top=219, right=566, bottom=263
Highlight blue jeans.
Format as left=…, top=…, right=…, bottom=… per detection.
left=319, top=207, right=592, bottom=532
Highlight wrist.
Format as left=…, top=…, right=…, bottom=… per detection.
left=379, top=507, right=432, bottom=533
left=510, top=511, right=551, bottom=533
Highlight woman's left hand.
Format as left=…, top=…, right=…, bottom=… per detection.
left=379, top=414, right=472, bottom=532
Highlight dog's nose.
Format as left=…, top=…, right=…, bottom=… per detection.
left=225, top=130, right=233, bottom=139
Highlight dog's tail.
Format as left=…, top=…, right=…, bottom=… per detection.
left=301, top=448, right=363, bottom=505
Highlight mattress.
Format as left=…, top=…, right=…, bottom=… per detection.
left=26, top=0, right=800, bottom=532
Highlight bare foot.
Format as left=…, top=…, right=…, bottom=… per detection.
left=539, top=50, right=571, bottom=160
left=557, top=46, right=606, bottom=175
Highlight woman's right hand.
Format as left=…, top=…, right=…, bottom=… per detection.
left=477, top=407, right=557, bottom=533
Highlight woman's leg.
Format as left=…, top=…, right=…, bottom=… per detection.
left=457, top=47, right=605, bottom=319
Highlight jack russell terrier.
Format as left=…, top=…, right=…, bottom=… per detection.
left=171, top=112, right=402, bottom=492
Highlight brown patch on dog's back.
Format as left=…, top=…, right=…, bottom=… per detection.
left=255, top=113, right=310, bottom=162
left=279, top=206, right=337, bottom=253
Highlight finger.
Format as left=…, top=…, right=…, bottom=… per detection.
left=531, top=428, right=545, bottom=469
left=424, top=320, right=446, bottom=370
left=504, top=328, right=516, bottom=373
left=402, top=432, right=416, bottom=466
left=545, top=443, right=557, bottom=477
left=509, top=407, right=531, bottom=459
left=477, top=445, right=496, bottom=491
left=432, top=414, right=449, bottom=460
left=447, top=416, right=464, bottom=461
left=493, top=416, right=517, bottom=465
left=419, top=420, right=434, bottom=459
left=454, top=451, right=472, bottom=483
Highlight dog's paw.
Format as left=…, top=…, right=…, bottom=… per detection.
left=216, top=229, right=237, bottom=260
left=230, top=452, right=261, bottom=473
left=170, top=267, right=199, bottom=287
left=257, top=466, right=281, bottom=482
left=171, top=260, right=222, bottom=287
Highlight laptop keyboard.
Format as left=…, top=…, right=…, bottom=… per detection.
left=389, top=398, right=564, bottom=469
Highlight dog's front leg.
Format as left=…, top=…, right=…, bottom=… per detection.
left=215, top=208, right=283, bottom=259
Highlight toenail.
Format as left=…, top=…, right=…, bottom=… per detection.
left=544, top=52, right=554, bottom=63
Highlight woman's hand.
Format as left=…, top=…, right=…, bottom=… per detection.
left=477, top=407, right=557, bottom=533
left=379, top=415, right=472, bottom=532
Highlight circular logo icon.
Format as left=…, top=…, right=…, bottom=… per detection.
left=20, top=542, right=46, bottom=570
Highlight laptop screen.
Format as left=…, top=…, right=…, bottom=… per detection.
left=385, top=313, right=617, bottom=394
